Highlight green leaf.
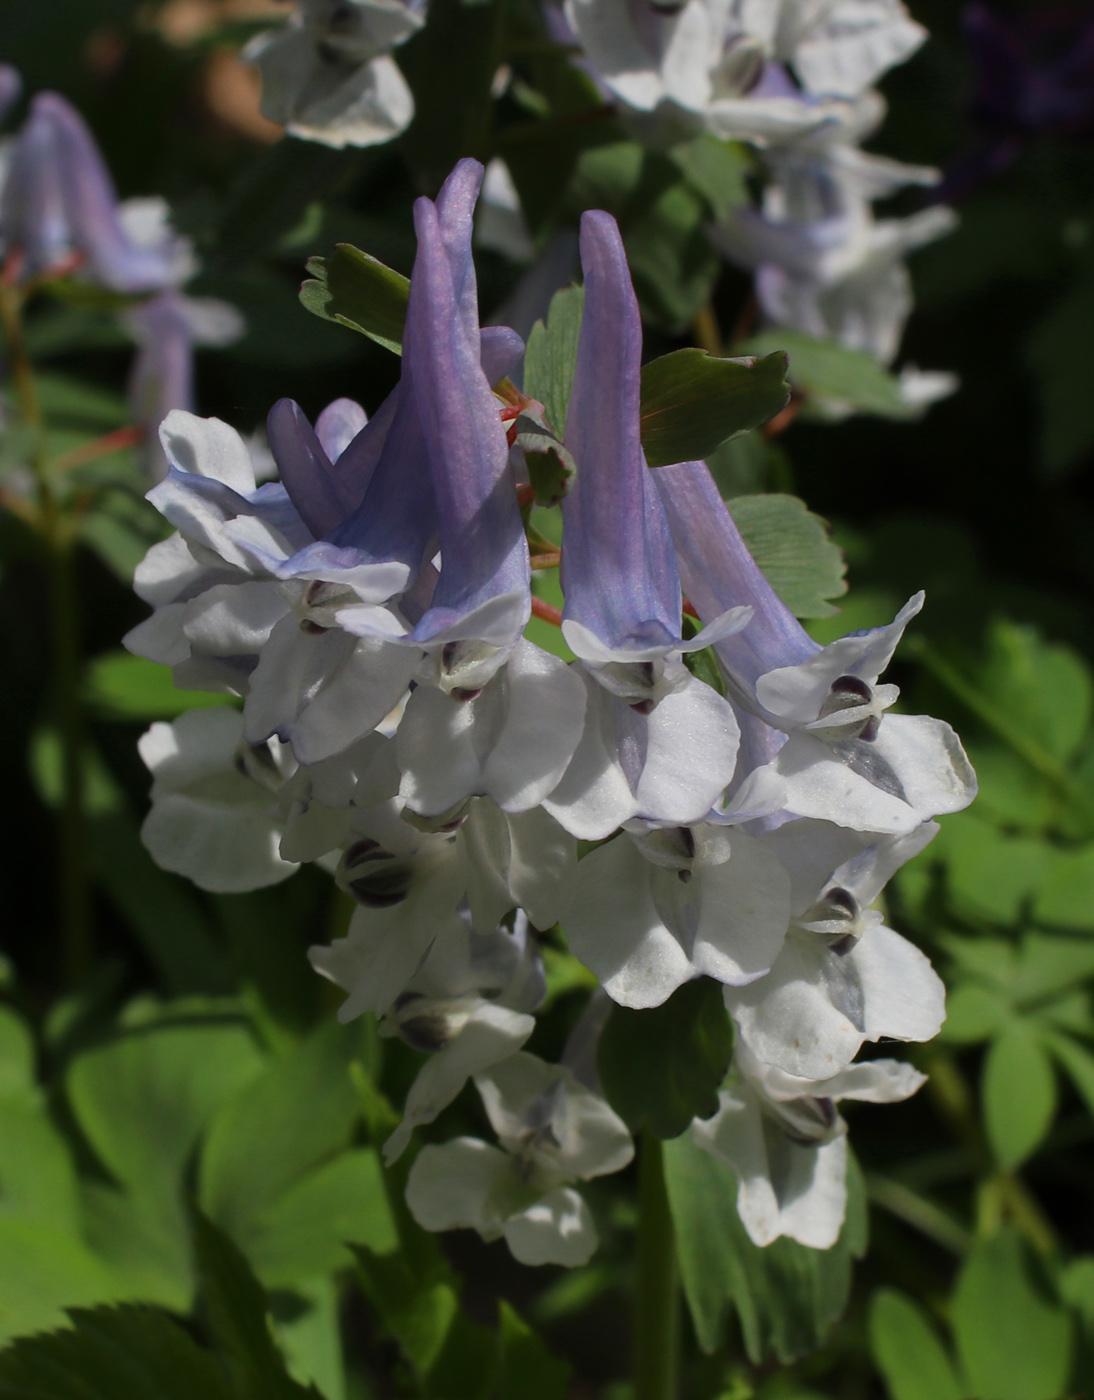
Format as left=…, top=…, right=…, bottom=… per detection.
left=639, top=349, right=790, bottom=467
left=0, top=1007, right=36, bottom=1103
left=983, top=1021, right=1057, bottom=1168
left=193, top=1214, right=320, bottom=1400
left=727, top=494, right=848, bottom=619
left=1035, top=844, right=1094, bottom=930
left=0, top=1099, right=82, bottom=1234
left=0, top=1222, right=127, bottom=1345
left=274, top=1277, right=345, bottom=1400
left=869, top=1288, right=964, bottom=1400
left=0, top=1304, right=236, bottom=1400
left=299, top=245, right=409, bottom=355
left=83, top=652, right=237, bottom=720
left=497, top=1302, right=570, bottom=1400
left=598, top=979, right=733, bottom=1139
left=934, top=813, right=1053, bottom=925
left=668, top=136, right=750, bottom=222
left=952, top=1227, right=1073, bottom=1400
left=663, top=1133, right=858, bottom=1363
left=976, top=619, right=1093, bottom=765
left=35, top=372, right=128, bottom=431
left=941, top=983, right=1011, bottom=1044
left=738, top=331, right=912, bottom=419
left=353, top=1245, right=497, bottom=1400
left=523, top=285, right=585, bottom=438
left=242, top=1149, right=398, bottom=1288
left=199, top=1020, right=362, bottom=1248
left=1045, top=1032, right=1094, bottom=1118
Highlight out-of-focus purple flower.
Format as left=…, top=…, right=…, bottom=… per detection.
left=126, top=291, right=245, bottom=482
left=0, top=93, right=186, bottom=290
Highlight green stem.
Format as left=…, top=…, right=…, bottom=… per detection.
left=633, top=1133, right=679, bottom=1400
left=0, top=278, right=91, bottom=982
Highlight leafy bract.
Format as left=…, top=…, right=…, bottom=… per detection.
left=299, top=245, right=409, bottom=354
left=639, top=349, right=789, bottom=467
left=523, top=285, right=585, bottom=438
left=597, top=979, right=733, bottom=1139
left=663, top=1134, right=866, bottom=1362
left=727, top=494, right=848, bottom=619
left=739, top=330, right=912, bottom=419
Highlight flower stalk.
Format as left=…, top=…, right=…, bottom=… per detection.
left=633, top=1132, right=679, bottom=1400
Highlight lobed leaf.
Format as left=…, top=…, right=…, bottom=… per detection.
left=299, top=245, right=409, bottom=355
left=639, top=349, right=790, bottom=467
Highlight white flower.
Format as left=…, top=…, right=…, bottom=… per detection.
left=475, top=158, right=534, bottom=263
left=382, top=912, right=546, bottom=1163
left=724, top=818, right=945, bottom=1078
left=405, top=1052, right=633, bottom=1266
left=561, top=820, right=791, bottom=1008
left=691, top=1043, right=924, bottom=1247
left=138, top=708, right=297, bottom=892
left=245, top=0, right=424, bottom=149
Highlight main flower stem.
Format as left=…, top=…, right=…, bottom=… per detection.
left=0, top=275, right=91, bottom=982
left=633, top=1132, right=679, bottom=1400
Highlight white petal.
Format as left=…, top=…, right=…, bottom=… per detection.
left=725, top=933, right=864, bottom=1080
left=405, top=1138, right=512, bottom=1239
left=869, top=713, right=978, bottom=820
left=541, top=673, right=637, bottom=840
left=141, top=796, right=295, bottom=893
left=755, top=593, right=923, bottom=725
left=308, top=900, right=457, bottom=1020
left=482, top=641, right=587, bottom=812
left=505, top=806, right=576, bottom=931
left=397, top=682, right=484, bottom=817
left=820, top=1057, right=925, bottom=1104
left=139, top=707, right=245, bottom=787
left=384, top=1005, right=536, bottom=1164
left=124, top=602, right=190, bottom=666
left=774, top=732, right=924, bottom=834
left=689, top=830, right=791, bottom=986
left=182, top=581, right=288, bottom=656
left=133, top=532, right=217, bottom=607
left=159, top=410, right=257, bottom=495
left=634, top=676, right=741, bottom=825
left=504, top=1186, right=598, bottom=1267
left=858, top=924, right=945, bottom=1045
left=761, top=817, right=874, bottom=914
left=563, top=837, right=696, bottom=1009
left=794, top=3, right=926, bottom=98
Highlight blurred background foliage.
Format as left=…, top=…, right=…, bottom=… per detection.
left=2, top=0, right=1094, bottom=1397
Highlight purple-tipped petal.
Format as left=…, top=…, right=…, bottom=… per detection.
left=654, top=460, right=819, bottom=692
left=316, top=397, right=368, bottom=462
left=560, top=211, right=680, bottom=653
left=480, top=325, right=525, bottom=386
left=434, top=158, right=488, bottom=341
left=267, top=398, right=353, bottom=540
left=406, top=193, right=529, bottom=642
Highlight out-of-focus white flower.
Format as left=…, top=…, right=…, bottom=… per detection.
left=245, top=0, right=424, bottom=148
left=405, top=1052, right=633, bottom=1265
left=476, top=158, right=535, bottom=262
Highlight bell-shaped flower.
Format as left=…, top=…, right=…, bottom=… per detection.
left=561, top=817, right=791, bottom=1008
left=0, top=93, right=186, bottom=290
left=654, top=459, right=977, bottom=834
left=725, top=818, right=945, bottom=1079
left=245, top=0, right=423, bottom=149
left=541, top=212, right=748, bottom=839
left=137, top=708, right=298, bottom=892
left=691, top=1042, right=924, bottom=1247
left=405, top=1052, right=633, bottom=1266
left=382, top=912, right=546, bottom=1163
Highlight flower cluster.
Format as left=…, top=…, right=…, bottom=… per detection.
left=550, top=0, right=957, bottom=410
left=245, top=0, right=426, bottom=148
left=0, top=69, right=242, bottom=476
left=126, top=157, right=974, bottom=1265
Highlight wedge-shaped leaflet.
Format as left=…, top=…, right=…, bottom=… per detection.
left=640, top=349, right=790, bottom=467
left=299, top=245, right=410, bottom=354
